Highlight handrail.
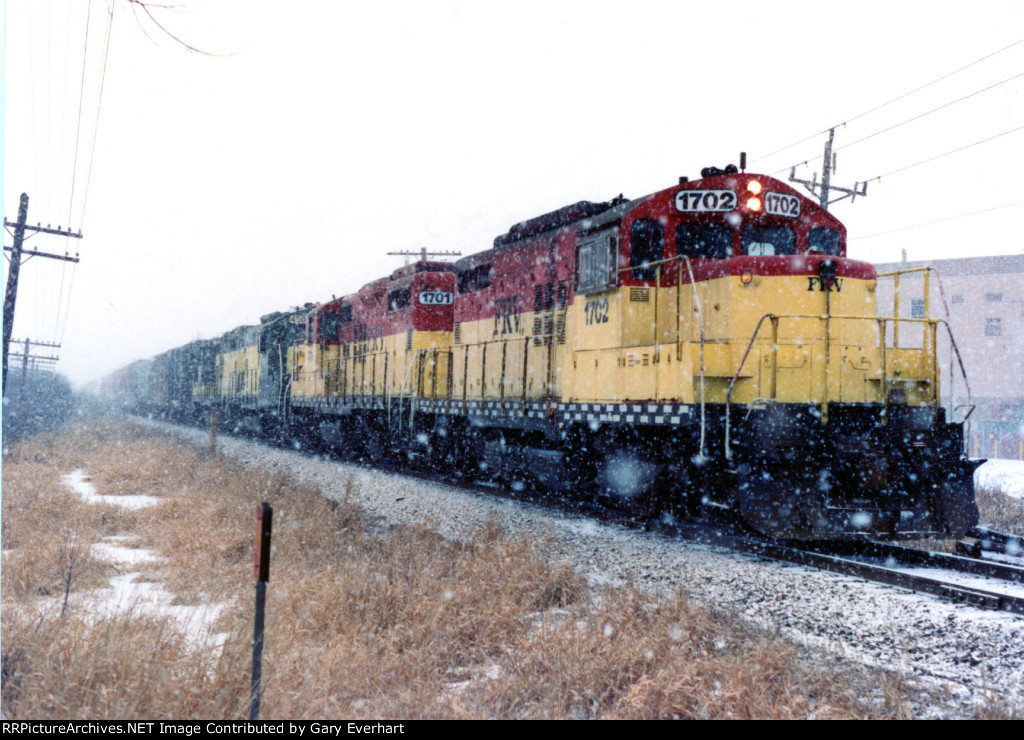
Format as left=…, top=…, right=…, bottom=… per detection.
left=724, top=313, right=776, bottom=461
left=683, top=256, right=708, bottom=459
left=723, top=312, right=972, bottom=460
left=876, top=265, right=972, bottom=422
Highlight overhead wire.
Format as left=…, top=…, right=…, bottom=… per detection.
left=68, top=0, right=93, bottom=227
left=45, top=0, right=53, bottom=213
left=56, top=0, right=93, bottom=338
left=59, top=0, right=117, bottom=349
left=833, top=71, right=1023, bottom=154
left=863, top=124, right=1024, bottom=183
left=850, top=201, right=1024, bottom=241
left=28, top=1, right=40, bottom=197
left=77, top=0, right=115, bottom=228
left=750, top=40, right=1024, bottom=260
left=13, top=0, right=111, bottom=356
left=773, top=70, right=1024, bottom=176
left=58, top=2, right=73, bottom=216
left=750, top=38, right=1023, bottom=166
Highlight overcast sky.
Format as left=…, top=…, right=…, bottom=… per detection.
left=3, top=0, right=1022, bottom=388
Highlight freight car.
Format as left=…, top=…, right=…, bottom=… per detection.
left=107, top=164, right=981, bottom=541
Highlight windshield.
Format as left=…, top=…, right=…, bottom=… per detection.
left=742, top=225, right=795, bottom=256
left=676, top=224, right=733, bottom=259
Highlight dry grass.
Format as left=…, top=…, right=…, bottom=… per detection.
left=0, top=417, right=968, bottom=719
left=974, top=482, right=1024, bottom=536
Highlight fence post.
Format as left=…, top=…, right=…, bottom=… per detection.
left=250, top=502, right=272, bottom=720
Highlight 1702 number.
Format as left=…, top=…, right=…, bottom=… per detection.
left=764, top=192, right=800, bottom=217
left=675, top=189, right=737, bottom=213
left=585, top=299, right=610, bottom=325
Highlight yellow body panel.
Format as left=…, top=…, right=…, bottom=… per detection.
left=216, top=346, right=260, bottom=399
left=294, top=330, right=454, bottom=402
left=280, top=270, right=940, bottom=416
left=562, top=273, right=938, bottom=409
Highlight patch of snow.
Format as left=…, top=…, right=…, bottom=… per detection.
left=62, top=470, right=163, bottom=509
left=975, top=459, right=1024, bottom=500
left=90, top=541, right=161, bottom=566
left=51, top=473, right=223, bottom=650
left=82, top=539, right=227, bottom=650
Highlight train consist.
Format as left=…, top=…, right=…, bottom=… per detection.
left=103, top=165, right=981, bottom=540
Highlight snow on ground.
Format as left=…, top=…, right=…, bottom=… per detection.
left=975, top=459, right=1024, bottom=500
left=56, top=471, right=227, bottom=648
left=62, top=470, right=163, bottom=509
left=146, top=420, right=1024, bottom=718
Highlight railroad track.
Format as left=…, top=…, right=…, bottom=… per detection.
left=380, top=456, right=1024, bottom=617
left=146, top=416, right=1024, bottom=617
left=960, top=526, right=1024, bottom=558
left=661, top=523, right=1024, bottom=616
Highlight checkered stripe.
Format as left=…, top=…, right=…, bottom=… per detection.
left=293, top=396, right=693, bottom=425
left=417, top=399, right=547, bottom=419
left=559, top=402, right=692, bottom=425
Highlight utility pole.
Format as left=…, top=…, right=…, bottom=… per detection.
left=789, top=128, right=868, bottom=210
left=10, top=339, right=61, bottom=399
left=386, top=247, right=461, bottom=264
left=3, top=193, right=82, bottom=396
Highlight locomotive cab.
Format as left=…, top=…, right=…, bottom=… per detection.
left=566, top=170, right=979, bottom=540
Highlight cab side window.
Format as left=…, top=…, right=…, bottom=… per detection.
left=321, top=312, right=339, bottom=342
left=630, top=218, right=663, bottom=280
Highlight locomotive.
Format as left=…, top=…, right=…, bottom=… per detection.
left=104, top=164, right=981, bottom=541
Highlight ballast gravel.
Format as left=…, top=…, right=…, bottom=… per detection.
left=153, top=421, right=1024, bottom=718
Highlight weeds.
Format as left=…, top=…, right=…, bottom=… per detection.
left=0, top=417, right=967, bottom=719
left=975, top=481, right=1024, bottom=536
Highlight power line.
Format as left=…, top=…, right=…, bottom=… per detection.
left=57, top=0, right=93, bottom=338
left=850, top=201, right=1024, bottom=241
left=57, top=1, right=115, bottom=348
left=863, top=124, right=1024, bottom=183
left=834, top=71, right=1024, bottom=153
left=751, top=38, right=1023, bottom=166
left=68, top=0, right=94, bottom=227
left=775, top=71, right=1024, bottom=176
left=78, top=0, right=116, bottom=228
left=3, top=194, right=83, bottom=395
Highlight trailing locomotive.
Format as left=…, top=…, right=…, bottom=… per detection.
left=108, top=164, right=981, bottom=541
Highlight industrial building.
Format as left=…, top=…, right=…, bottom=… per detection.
left=873, top=254, right=1023, bottom=460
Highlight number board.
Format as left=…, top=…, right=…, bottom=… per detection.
left=764, top=192, right=801, bottom=217
left=419, top=291, right=454, bottom=306
left=675, top=189, right=737, bottom=213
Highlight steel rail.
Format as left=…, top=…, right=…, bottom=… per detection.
left=796, top=539, right=1024, bottom=584
left=967, top=527, right=1024, bottom=558
left=666, top=523, right=1024, bottom=616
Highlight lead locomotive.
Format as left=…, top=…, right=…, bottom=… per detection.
left=105, top=164, right=980, bottom=540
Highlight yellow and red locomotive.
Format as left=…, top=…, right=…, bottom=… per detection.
left=115, top=164, right=980, bottom=540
